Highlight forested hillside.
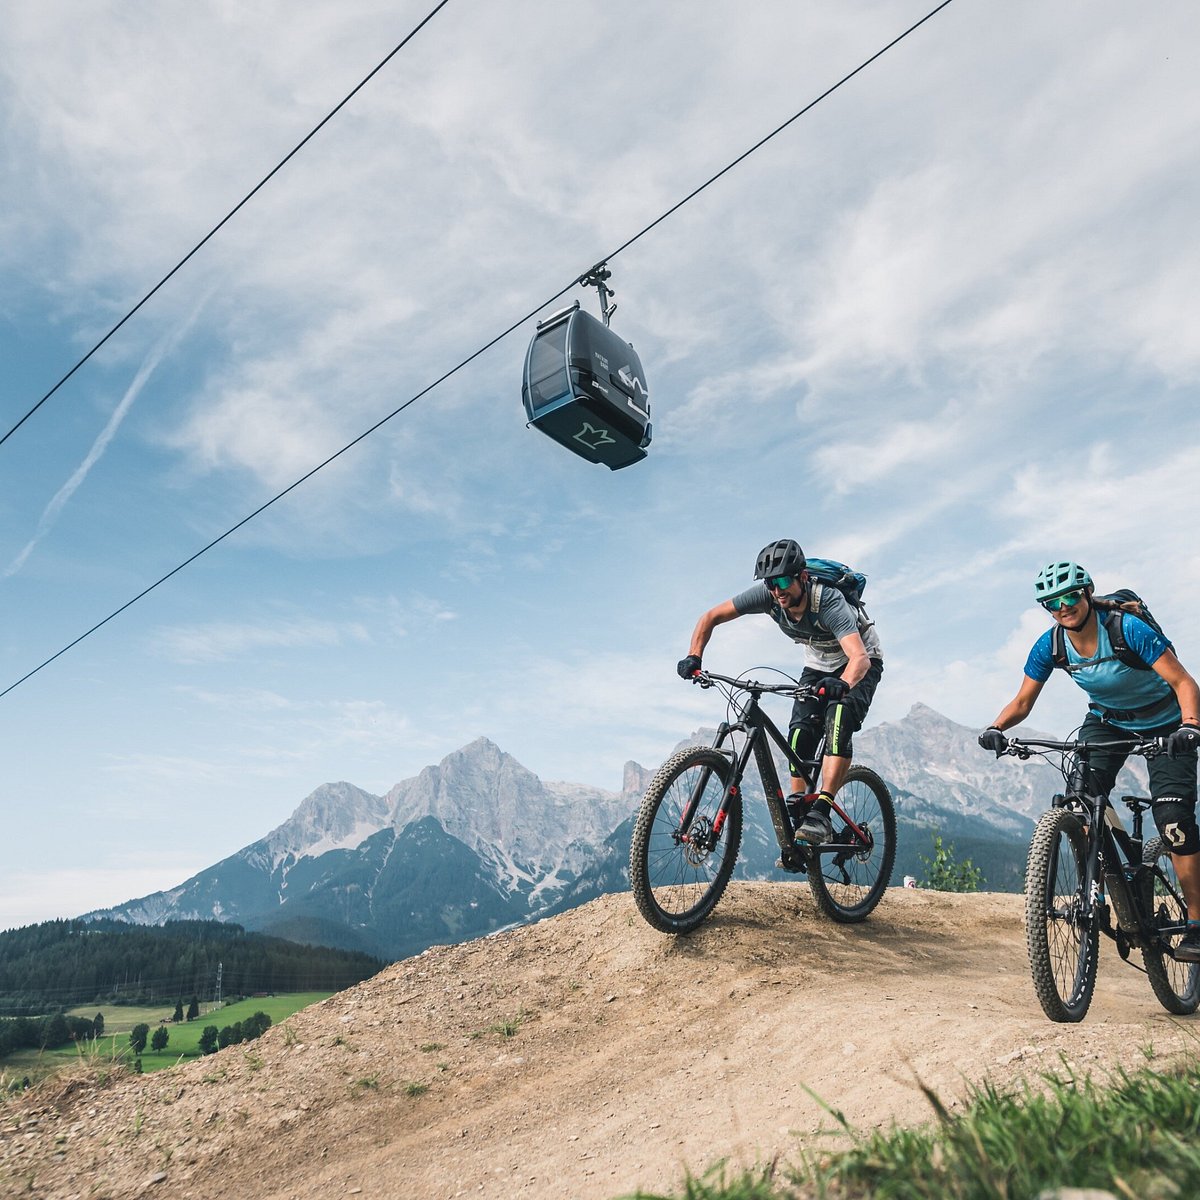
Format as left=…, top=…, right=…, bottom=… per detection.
left=0, top=918, right=384, bottom=1016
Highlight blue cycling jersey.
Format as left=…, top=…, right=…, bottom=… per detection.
left=1024, top=614, right=1178, bottom=730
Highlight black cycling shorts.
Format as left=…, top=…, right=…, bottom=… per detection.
left=787, top=658, right=884, bottom=771
left=1079, top=712, right=1198, bottom=835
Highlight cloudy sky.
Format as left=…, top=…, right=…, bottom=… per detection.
left=2, top=0, right=1197, bottom=930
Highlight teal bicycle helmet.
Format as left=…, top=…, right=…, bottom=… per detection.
left=1033, top=561, right=1093, bottom=602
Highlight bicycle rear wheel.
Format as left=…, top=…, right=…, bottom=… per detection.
left=629, top=747, right=741, bottom=933
left=1025, top=807, right=1097, bottom=1022
left=1140, top=837, right=1200, bottom=1015
left=807, top=766, right=896, bottom=923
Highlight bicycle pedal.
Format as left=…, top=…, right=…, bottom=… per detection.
left=776, top=851, right=807, bottom=875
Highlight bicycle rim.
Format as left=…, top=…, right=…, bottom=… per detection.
left=1025, top=808, right=1097, bottom=1022
left=807, top=766, right=896, bottom=923
left=1141, top=837, right=1200, bottom=1015
left=629, top=748, right=741, bottom=934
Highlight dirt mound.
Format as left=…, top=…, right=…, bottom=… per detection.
left=2, top=886, right=1194, bottom=1200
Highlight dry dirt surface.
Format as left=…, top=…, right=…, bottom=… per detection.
left=3, top=885, right=1197, bottom=1200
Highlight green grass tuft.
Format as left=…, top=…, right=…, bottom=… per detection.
left=631, top=1057, right=1200, bottom=1200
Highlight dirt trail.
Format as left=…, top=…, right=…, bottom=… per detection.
left=3, top=885, right=1195, bottom=1200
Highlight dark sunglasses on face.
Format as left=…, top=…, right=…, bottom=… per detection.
left=1042, top=590, right=1085, bottom=612
left=768, top=575, right=796, bottom=591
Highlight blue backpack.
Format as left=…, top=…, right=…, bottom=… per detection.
left=805, top=557, right=867, bottom=608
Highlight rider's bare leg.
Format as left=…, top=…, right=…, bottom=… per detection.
left=819, top=753, right=851, bottom=799
left=1172, top=851, right=1200, bottom=921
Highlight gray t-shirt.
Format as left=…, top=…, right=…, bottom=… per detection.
left=731, top=582, right=883, bottom=673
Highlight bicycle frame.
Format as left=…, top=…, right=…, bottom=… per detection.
left=678, top=674, right=871, bottom=861
left=630, top=668, right=896, bottom=933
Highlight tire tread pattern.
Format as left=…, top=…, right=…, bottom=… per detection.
left=629, top=747, right=740, bottom=934
left=1024, top=807, right=1097, bottom=1023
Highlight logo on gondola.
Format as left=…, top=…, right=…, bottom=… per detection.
left=618, top=366, right=647, bottom=398
left=573, top=423, right=616, bottom=450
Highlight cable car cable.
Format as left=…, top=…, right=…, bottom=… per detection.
left=0, top=285, right=575, bottom=702
left=0, top=0, right=956, bottom=700
left=0, top=0, right=454, bottom=452
left=588, top=0, right=956, bottom=268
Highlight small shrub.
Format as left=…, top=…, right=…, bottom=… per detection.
left=919, top=834, right=983, bottom=892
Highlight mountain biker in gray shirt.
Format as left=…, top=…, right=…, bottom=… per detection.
left=677, top=539, right=883, bottom=849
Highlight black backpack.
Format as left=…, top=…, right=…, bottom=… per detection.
left=1050, top=589, right=1172, bottom=673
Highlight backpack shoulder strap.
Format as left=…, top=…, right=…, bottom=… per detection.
left=1106, top=610, right=1151, bottom=671
left=1050, top=623, right=1068, bottom=670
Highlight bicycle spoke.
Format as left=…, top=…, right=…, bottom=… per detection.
left=1141, top=838, right=1200, bottom=1014
left=807, top=766, right=895, bottom=923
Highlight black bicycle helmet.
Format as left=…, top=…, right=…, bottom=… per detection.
left=754, top=538, right=807, bottom=581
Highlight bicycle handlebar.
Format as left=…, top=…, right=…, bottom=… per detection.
left=689, top=669, right=818, bottom=700
left=1002, top=735, right=1167, bottom=760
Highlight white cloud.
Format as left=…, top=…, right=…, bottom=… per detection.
left=809, top=400, right=969, bottom=496
left=152, top=617, right=370, bottom=664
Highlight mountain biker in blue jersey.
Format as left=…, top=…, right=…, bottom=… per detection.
left=677, top=538, right=883, bottom=850
left=979, top=561, right=1200, bottom=961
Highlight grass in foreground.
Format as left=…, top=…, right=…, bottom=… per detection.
left=626, top=1055, right=1200, bottom=1200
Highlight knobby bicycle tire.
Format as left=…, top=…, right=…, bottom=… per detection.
left=1140, top=836, right=1200, bottom=1015
left=629, top=747, right=741, bottom=934
left=1025, top=807, right=1097, bottom=1022
left=807, top=766, right=896, bottom=923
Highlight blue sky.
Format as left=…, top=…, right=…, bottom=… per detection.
left=2, top=0, right=1198, bottom=930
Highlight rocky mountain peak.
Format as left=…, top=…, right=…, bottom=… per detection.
left=263, top=781, right=389, bottom=860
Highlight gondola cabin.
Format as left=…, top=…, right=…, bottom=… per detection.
left=521, top=303, right=652, bottom=470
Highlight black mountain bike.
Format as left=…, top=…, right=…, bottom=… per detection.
left=629, top=670, right=896, bottom=933
left=1000, top=736, right=1199, bottom=1023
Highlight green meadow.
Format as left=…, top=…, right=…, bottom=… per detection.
left=0, top=993, right=330, bottom=1083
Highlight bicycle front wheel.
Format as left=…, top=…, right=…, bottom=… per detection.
left=1025, top=807, right=1098, bottom=1022
left=1141, top=837, right=1200, bottom=1015
left=807, top=766, right=896, bottom=923
left=629, top=747, right=741, bottom=934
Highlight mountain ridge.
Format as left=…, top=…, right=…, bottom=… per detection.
left=83, top=703, right=1127, bottom=958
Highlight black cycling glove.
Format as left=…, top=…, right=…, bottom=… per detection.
left=978, top=727, right=1008, bottom=755
left=817, top=676, right=849, bottom=701
left=1168, top=723, right=1200, bottom=758
left=677, top=655, right=702, bottom=680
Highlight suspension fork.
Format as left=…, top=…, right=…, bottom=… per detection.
left=1076, top=794, right=1115, bottom=927
left=676, top=721, right=748, bottom=843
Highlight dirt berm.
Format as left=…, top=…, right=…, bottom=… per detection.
left=3, top=885, right=1196, bottom=1200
